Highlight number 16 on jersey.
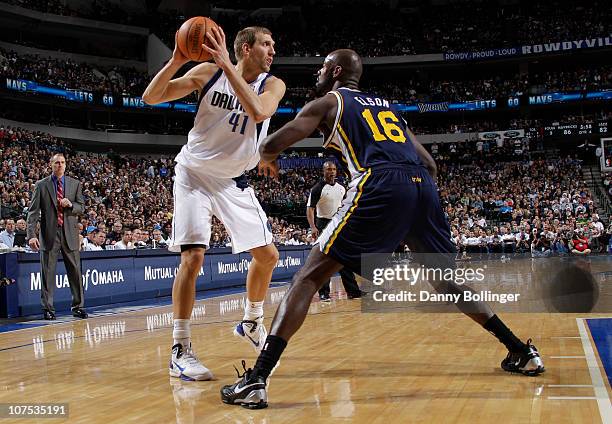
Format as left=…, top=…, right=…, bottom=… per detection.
left=229, top=113, right=249, bottom=135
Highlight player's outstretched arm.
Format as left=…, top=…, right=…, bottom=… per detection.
left=259, top=95, right=337, bottom=162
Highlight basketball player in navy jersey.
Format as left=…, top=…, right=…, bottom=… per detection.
left=143, top=26, right=285, bottom=381
left=221, top=49, right=544, bottom=408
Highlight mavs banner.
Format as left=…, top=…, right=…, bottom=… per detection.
left=0, top=246, right=309, bottom=317
left=5, top=78, right=94, bottom=102
left=444, top=36, right=611, bottom=61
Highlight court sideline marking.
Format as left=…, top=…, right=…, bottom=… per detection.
left=576, top=318, right=612, bottom=423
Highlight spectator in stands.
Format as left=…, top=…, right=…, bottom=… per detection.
left=84, top=229, right=105, bottom=251
left=163, top=222, right=173, bottom=240
left=500, top=227, right=516, bottom=253
left=151, top=227, right=167, bottom=249
left=0, top=218, right=15, bottom=247
left=515, top=227, right=530, bottom=253
left=114, top=229, right=134, bottom=250
left=570, top=230, right=591, bottom=255
left=107, top=221, right=123, bottom=244
left=81, top=226, right=97, bottom=251
left=134, top=229, right=151, bottom=248
left=531, top=232, right=552, bottom=257
left=13, top=218, right=27, bottom=247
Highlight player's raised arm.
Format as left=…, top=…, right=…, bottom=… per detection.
left=259, top=94, right=337, bottom=162
left=143, top=32, right=216, bottom=105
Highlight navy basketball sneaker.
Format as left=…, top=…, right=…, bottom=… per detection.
left=221, top=361, right=268, bottom=409
left=501, top=339, right=545, bottom=376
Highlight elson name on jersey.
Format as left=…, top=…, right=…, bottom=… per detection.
left=210, top=90, right=245, bottom=113
left=354, top=95, right=390, bottom=108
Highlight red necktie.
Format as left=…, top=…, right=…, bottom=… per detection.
left=57, top=178, right=64, bottom=227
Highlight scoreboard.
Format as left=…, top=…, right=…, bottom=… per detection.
left=542, top=121, right=610, bottom=137
left=525, top=121, right=610, bottom=139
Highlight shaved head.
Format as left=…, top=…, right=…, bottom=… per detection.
left=325, top=49, right=362, bottom=84
left=315, top=49, right=363, bottom=96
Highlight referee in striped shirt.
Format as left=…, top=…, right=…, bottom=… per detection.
left=307, top=161, right=363, bottom=301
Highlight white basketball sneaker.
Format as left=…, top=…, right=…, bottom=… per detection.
left=233, top=319, right=267, bottom=353
left=169, top=343, right=214, bottom=381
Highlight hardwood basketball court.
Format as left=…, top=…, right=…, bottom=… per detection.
left=0, top=277, right=610, bottom=423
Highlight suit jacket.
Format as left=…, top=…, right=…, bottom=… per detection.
left=26, top=175, right=84, bottom=251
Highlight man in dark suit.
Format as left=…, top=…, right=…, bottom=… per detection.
left=27, top=153, right=88, bottom=320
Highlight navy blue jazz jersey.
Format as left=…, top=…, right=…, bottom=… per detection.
left=323, top=88, right=422, bottom=179
left=318, top=87, right=456, bottom=274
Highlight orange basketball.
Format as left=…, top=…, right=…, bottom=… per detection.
left=176, top=16, right=219, bottom=62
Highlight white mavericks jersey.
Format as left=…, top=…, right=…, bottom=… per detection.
left=175, top=69, right=272, bottom=179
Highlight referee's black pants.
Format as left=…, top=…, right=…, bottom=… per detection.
left=316, top=217, right=361, bottom=298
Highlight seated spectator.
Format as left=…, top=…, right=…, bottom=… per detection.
left=84, top=229, right=105, bottom=251
left=81, top=226, right=97, bottom=250
left=13, top=218, right=27, bottom=247
left=151, top=227, right=167, bottom=249
left=570, top=231, right=591, bottom=255
left=284, top=233, right=304, bottom=246
left=114, top=229, right=134, bottom=250
left=500, top=227, right=516, bottom=253
left=531, top=232, right=552, bottom=257
left=515, top=228, right=530, bottom=253
left=0, top=218, right=16, bottom=248
left=135, top=229, right=151, bottom=248
left=107, top=221, right=123, bottom=244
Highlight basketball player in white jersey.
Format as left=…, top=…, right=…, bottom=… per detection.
left=143, top=26, right=286, bottom=381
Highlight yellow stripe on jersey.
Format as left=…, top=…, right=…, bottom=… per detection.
left=323, top=168, right=372, bottom=255
left=323, top=91, right=344, bottom=148
left=337, top=91, right=344, bottom=123
left=337, top=124, right=366, bottom=172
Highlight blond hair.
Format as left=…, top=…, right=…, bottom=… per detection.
left=233, top=26, right=272, bottom=60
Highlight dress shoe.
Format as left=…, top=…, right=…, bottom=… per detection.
left=43, top=310, right=56, bottom=320
left=72, top=308, right=88, bottom=319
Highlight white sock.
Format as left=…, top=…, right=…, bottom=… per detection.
left=244, top=300, right=264, bottom=322
left=173, top=319, right=191, bottom=348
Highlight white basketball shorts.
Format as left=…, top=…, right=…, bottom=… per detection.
left=168, top=164, right=273, bottom=254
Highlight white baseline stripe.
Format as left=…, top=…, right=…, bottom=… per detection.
left=548, top=384, right=594, bottom=388
left=551, top=336, right=581, bottom=339
left=576, top=318, right=612, bottom=423
left=548, top=396, right=598, bottom=400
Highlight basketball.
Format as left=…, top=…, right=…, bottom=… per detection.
left=176, top=16, right=219, bottom=62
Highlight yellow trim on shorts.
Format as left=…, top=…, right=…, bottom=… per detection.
left=323, top=168, right=372, bottom=254
left=337, top=124, right=366, bottom=172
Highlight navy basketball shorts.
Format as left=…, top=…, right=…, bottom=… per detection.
left=317, top=164, right=456, bottom=275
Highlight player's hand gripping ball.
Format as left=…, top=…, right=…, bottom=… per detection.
left=176, top=16, right=220, bottom=62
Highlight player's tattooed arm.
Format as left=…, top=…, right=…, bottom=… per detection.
left=259, top=94, right=337, bottom=162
